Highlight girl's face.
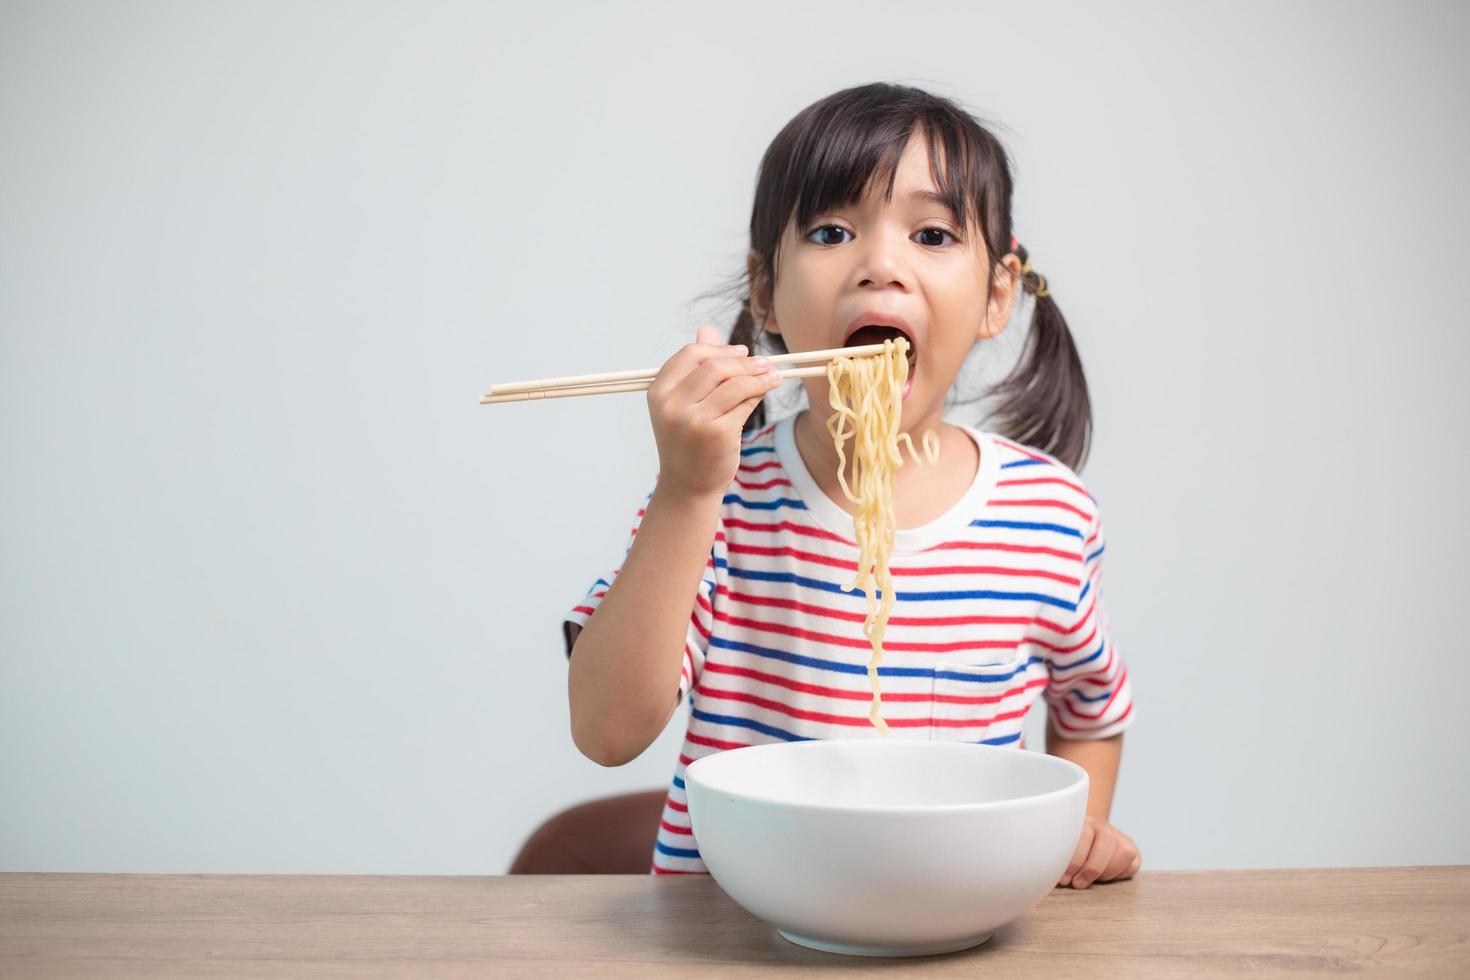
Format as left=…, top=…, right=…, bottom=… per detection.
left=751, top=130, right=1022, bottom=429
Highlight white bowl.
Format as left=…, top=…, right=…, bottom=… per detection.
left=683, top=738, right=1088, bottom=957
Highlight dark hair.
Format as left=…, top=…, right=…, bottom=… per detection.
left=698, top=82, right=1093, bottom=472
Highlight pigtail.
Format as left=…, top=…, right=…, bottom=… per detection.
left=987, top=243, right=1093, bottom=473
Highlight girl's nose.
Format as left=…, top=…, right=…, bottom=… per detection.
left=855, top=239, right=911, bottom=291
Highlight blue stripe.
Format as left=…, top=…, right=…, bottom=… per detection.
left=1085, top=544, right=1105, bottom=564
left=655, top=841, right=701, bottom=859
left=933, top=660, right=1035, bottom=683
left=1078, top=579, right=1092, bottom=604
left=976, top=731, right=1022, bottom=745
left=1000, top=458, right=1046, bottom=469
left=710, top=636, right=930, bottom=676
left=970, top=519, right=1083, bottom=540
left=1053, top=636, right=1105, bottom=672
left=692, top=708, right=813, bottom=742
left=709, top=635, right=1045, bottom=682
left=672, top=775, right=685, bottom=790
left=1068, top=687, right=1112, bottom=703
left=739, top=444, right=775, bottom=456
left=724, top=565, right=1075, bottom=610
left=722, top=494, right=808, bottom=511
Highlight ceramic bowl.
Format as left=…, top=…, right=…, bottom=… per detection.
left=683, top=738, right=1088, bottom=957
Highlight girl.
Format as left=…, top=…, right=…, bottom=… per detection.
left=562, top=82, right=1138, bottom=889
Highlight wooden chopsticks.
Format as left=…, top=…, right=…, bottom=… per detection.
left=480, top=343, right=892, bottom=404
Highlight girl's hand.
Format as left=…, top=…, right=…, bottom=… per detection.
left=1058, top=815, right=1141, bottom=889
left=646, top=323, right=781, bottom=498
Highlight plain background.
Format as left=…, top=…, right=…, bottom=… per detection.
left=2, top=0, right=1467, bottom=875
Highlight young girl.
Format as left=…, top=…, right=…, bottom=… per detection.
left=562, top=82, right=1138, bottom=888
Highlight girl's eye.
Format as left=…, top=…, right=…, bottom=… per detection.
left=805, top=225, right=959, bottom=247
left=916, top=226, right=958, bottom=247
left=807, top=225, right=852, bottom=246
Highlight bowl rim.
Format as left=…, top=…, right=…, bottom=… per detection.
left=683, top=738, right=1089, bottom=815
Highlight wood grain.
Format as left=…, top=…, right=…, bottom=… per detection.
left=1, top=867, right=1466, bottom=977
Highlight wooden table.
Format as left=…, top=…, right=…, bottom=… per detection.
left=2, top=868, right=1466, bottom=977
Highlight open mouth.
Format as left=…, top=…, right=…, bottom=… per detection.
left=842, top=324, right=917, bottom=399
left=843, top=324, right=917, bottom=364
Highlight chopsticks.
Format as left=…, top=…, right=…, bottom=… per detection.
left=480, top=343, right=892, bottom=404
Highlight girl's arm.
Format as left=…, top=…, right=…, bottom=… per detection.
left=1046, top=726, right=1140, bottom=888
left=1045, top=726, right=1123, bottom=819
left=567, top=326, right=777, bottom=767
left=567, top=485, right=723, bottom=766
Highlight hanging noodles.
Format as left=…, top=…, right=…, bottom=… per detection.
left=825, top=337, right=940, bottom=734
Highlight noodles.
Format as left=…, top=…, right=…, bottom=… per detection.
left=825, top=337, right=940, bottom=734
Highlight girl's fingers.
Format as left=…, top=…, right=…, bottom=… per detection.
left=675, top=352, right=767, bottom=405
left=1125, top=853, right=1142, bottom=879
left=705, top=370, right=783, bottom=421
left=1099, top=842, right=1138, bottom=883
left=647, top=325, right=748, bottom=395
left=1071, top=834, right=1117, bottom=889
left=717, top=390, right=773, bottom=427
left=1060, top=822, right=1094, bottom=887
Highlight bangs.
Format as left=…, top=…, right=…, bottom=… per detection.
left=782, top=108, right=984, bottom=238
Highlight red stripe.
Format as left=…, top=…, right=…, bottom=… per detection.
left=1026, top=620, right=1098, bottom=658
left=991, top=497, right=1091, bottom=522
left=1032, top=612, right=1086, bottom=636
left=1050, top=698, right=1132, bottom=734
left=993, top=436, right=1051, bottom=463
left=1044, top=604, right=1105, bottom=666
left=724, top=542, right=1080, bottom=587
left=651, top=866, right=706, bottom=875
left=660, top=819, right=693, bottom=835
left=925, top=539, right=1080, bottom=561
left=713, top=608, right=1023, bottom=655
left=666, top=799, right=688, bottom=813
left=702, top=660, right=1049, bottom=706
left=734, top=475, right=793, bottom=490
left=723, top=516, right=852, bottom=545
left=996, top=475, right=1088, bottom=497
left=686, top=731, right=749, bottom=752
left=736, top=459, right=783, bottom=474
left=694, top=683, right=1036, bottom=730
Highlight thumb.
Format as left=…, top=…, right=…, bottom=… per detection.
left=696, top=323, right=721, bottom=345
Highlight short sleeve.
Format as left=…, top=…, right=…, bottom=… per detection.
left=562, top=485, right=721, bottom=703
left=1040, top=504, right=1135, bottom=739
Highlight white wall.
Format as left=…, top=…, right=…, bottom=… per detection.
left=2, top=0, right=1466, bottom=874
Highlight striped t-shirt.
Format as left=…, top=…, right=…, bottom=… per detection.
left=563, top=413, right=1135, bottom=875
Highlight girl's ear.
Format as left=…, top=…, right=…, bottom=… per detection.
left=981, top=252, right=1024, bottom=341
left=746, top=248, right=780, bottom=336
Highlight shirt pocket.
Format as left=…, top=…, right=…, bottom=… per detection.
left=930, top=650, right=1037, bottom=745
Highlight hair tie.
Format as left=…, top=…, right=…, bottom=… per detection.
left=1018, top=257, right=1051, bottom=299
